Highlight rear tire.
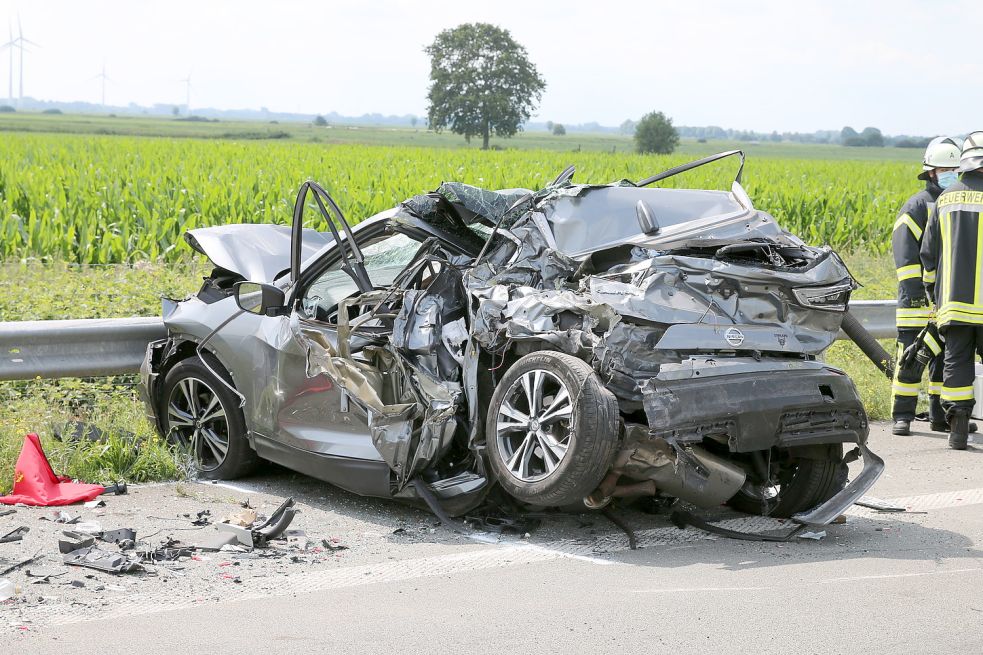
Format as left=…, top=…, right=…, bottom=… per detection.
left=728, top=445, right=846, bottom=518
left=157, top=356, right=259, bottom=480
left=485, top=351, right=620, bottom=507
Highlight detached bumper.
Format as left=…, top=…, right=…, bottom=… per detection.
left=792, top=441, right=885, bottom=525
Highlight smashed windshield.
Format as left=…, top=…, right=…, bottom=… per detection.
left=542, top=186, right=747, bottom=255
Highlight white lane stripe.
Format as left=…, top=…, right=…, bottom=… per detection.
left=882, top=488, right=983, bottom=512
left=630, top=567, right=983, bottom=594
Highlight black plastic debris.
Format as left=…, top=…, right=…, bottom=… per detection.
left=251, top=498, right=296, bottom=547
left=0, top=509, right=15, bottom=518
left=855, top=497, right=907, bottom=513
left=0, top=526, right=29, bottom=544
left=1, top=552, right=41, bottom=576
left=190, top=510, right=212, bottom=526
left=464, top=513, right=542, bottom=535
left=321, top=539, right=348, bottom=552
left=137, top=538, right=193, bottom=563
left=102, top=482, right=127, bottom=496
left=58, top=531, right=96, bottom=554
left=99, top=528, right=137, bottom=551
left=63, top=546, right=143, bottom=574
left=670, top=510, right=806, bottom=542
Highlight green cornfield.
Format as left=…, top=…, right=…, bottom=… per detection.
left=0, top=132, right=916, bottom=263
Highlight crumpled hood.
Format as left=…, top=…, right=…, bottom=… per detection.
left=184, top=224, right=331, bottom=284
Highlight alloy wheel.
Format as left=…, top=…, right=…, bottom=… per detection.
left=165, top=376, right=230, bottom=472
left=495, top=369, right=574, bottom=483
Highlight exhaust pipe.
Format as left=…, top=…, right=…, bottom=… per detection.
left=841, top=311, right=894, bottom=378
left=586, top=440, right=747, bottom=510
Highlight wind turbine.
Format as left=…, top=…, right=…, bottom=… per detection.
left=14, top=15, right=40, bottom=107
left=91, top=62, right=111, bottom=108
left=180, top=72, right=191, bottom=114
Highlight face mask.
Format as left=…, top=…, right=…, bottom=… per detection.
left=937, top=171, right=958, bottom=189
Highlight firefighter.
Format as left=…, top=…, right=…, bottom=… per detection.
left=921, top=131, right=983, bottom=449
left=891, top=137, right=961, bottom=435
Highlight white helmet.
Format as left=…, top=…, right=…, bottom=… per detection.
left=957, top=131, right=983, bottom=173
left=918, top=136, right=962, bottom=179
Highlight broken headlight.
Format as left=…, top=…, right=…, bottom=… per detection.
left=792, top=281, right=852, bottom=312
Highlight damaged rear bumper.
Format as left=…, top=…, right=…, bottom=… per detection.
left=792, top=441, right=884, bottom=525
left=641, top=359, right=868, bottom=452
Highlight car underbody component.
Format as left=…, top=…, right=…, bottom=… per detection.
left=601, top=507, right=638, bottom=550
left=670, top=510, right=807, bottom=542
left=588, top=439, right=747, bottom=510
left=841, top=311, right=894, bottom=377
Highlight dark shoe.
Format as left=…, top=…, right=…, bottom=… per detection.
left=948, top=413, right=969, bottom=450
left=932, top=420, right=978, bottom=433
left=892, top=420, right=911, bottom=436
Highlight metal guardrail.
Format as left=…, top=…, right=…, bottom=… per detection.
left=839, top=300, right=896, bottom=340
left=0, top=301, right=898, bottom=382
left=0, top=317, right=166, bottom=381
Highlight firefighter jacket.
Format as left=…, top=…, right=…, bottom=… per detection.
left=920, top=171, right=983, bottom=328
left=892, top=181, right=942, bottom=328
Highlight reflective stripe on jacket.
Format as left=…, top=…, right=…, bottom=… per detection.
left=921, top=171, right=983, bottom=328
left=893, top=183, right=941, bottom=328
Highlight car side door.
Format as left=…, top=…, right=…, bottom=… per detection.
left=270, top=220, right=422, bottom=462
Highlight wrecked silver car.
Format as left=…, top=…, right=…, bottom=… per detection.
left=140, top=151, right=883, bottom=525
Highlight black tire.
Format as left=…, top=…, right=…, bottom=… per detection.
left=485, top=351, right=620, bottom=507
left=727, top=445, right=846, bottom=518
left=157, top=356, right=259, bottom=480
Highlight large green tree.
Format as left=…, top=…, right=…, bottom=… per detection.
left=634, top=111, right=679, bottom=154
left=425, top=23, right=546, bottom=150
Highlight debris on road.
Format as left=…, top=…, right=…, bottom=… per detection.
left=63, top=546, right=144, bottom=574
left=797, top=530, right=827, bottom=541
left=0, top=526, right=29, bottom=544
left=222, top=508, right=257, bottom=527
left=855, top=496, right=907, bottom=512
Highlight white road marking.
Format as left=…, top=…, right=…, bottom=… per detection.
left=629, top=567, right=983, bottom=594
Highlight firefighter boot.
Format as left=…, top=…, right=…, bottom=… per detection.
left=892, top=420, right=911, bottom=436
left=948, top=411, right=970, bottom=451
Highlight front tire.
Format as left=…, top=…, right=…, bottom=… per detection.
left=485, top=351, right=620, bottom=507
left=157, top=356, right=259, bottom=480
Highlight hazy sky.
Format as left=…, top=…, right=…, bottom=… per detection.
left=2, top=0, right=981, bottom=134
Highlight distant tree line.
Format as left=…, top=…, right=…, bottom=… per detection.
left=674, top=124, right=931, bottom=148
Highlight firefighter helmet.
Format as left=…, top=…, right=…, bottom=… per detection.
left=918, top=136, right=962, bottom=180
left=957, top=131, right=983, bottom=173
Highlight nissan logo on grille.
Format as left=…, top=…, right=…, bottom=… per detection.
left=724, top=327, right=745, bottom=347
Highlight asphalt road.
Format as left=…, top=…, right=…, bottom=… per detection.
left=6, top=421, right=983, bottom=654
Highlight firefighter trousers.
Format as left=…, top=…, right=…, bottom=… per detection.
left=941, top=325, right=983, bottom=416
left=892, top=328, right=944, bottom=421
